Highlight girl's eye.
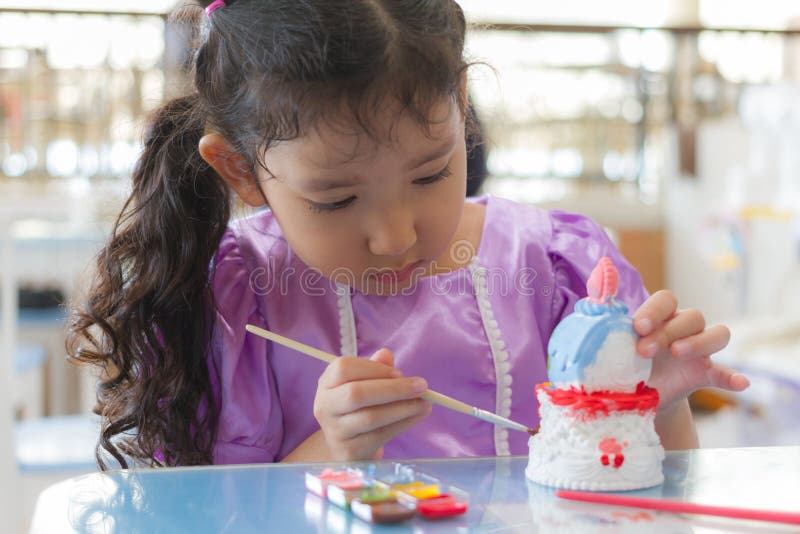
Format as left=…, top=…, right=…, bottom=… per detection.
left=414, top=165, right=452, bottom=185
left=305, top=166, right=450, bottom=213
left=307, top=196, right=356, bottom=213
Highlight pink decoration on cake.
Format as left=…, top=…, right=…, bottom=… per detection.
left=587, top=256, right=619, bottom=303
left=599, top=438, right=627, bottom=469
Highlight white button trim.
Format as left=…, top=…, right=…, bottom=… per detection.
left=469, top=256, right=513, bottom=456
left=336, top=284, right=358, bottom=357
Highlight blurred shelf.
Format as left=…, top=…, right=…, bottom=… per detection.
left=14, top=343, right=45, bottom=375
left=473, top=22, right=800, bottom=36
left=485, top=176, right=663, bottom=230
left=0, top=0, right=177, bottom=17
left=14, top=414, right=98, bottom=473
left=0, top=309, right=65, bottom=326
left=18, top=308, right=65, bottom=324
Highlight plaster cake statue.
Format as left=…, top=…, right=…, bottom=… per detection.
left=526, top=257, right=665, bottom=491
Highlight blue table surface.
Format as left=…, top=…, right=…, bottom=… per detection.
left=31, top=446, right=800, bottom=533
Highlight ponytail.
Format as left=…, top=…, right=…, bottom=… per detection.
left=67, top=94, right=229, bottom=468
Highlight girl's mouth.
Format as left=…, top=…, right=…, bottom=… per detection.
left=377, top=260, right=425, bottom=283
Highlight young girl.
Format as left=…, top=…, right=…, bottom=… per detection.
left=67, top=0, right=748, bottom=468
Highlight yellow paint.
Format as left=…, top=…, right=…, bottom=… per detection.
left=399, top=484, right=441, bottom=500
left=391, top=481, right=441, bottom=499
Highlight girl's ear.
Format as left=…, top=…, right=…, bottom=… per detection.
left=198, top=133, right=266, bottom=207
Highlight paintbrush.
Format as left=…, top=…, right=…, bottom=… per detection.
left=245, top=324, right=537, bottom=435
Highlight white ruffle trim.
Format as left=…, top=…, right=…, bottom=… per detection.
left=469, top=256, right=513, bottom=456
left=336, top=284, right=357, bottom=357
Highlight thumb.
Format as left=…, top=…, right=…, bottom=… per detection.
left=370, top=348, right=399, bottom=374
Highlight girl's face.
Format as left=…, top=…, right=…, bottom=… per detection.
left=259, top=97, right=467, bottom=295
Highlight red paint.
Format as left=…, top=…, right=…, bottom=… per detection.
left=306, top=469, right=361, bottom=498
left=416, top=494, right=468, bottom=519
left=537, top=382, right=659, bottom=420
left=334, top=477, right=365, bottom=491
left=318, top=469, right=352, bottom=481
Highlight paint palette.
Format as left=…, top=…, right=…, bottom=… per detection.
left=305, top=463, right=468, bottom=525
left=304, top=466, right=364, bottom=499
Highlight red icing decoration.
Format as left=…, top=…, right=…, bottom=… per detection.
left=536, top=382, right=659, bottom=421
left=587, top=256, right=619, bottom=303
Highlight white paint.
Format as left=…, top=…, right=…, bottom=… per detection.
left=581, top=330, right=652, bottom=393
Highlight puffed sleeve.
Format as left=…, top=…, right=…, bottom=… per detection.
left=547, top=210, right=649, bottom=330
left=209, top=227, right=283, bottom=464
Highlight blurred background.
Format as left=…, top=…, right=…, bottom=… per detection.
left=1, top=0, right=799, bottom=531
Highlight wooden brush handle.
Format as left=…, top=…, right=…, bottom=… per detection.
left=244, top=324, right=526, bottom=429
left=246, top=324, right=472, bottom=415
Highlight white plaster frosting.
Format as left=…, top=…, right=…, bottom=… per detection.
left=526, top=389, right=665, bottom=491
left=579, top=330, right=653, bottom=393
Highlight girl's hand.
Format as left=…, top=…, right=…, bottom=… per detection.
left=633, top=290, right=750, bottom=413
left=313, top=348, right=431, bottom=461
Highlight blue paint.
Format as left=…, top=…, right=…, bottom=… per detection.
left=547, top=298, right=634, bottom=385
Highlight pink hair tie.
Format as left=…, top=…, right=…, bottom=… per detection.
left=205, top=0, right=226, bottom=16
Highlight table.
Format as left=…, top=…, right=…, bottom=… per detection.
left=30, top=447, right=800, bottom=533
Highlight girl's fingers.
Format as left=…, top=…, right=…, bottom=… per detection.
left=670, top=324, right=731, bottom=360
left=651, top=355, right=750, bottom=407
left=337, top=404, right=433, bottom=459
left=369, top=404, right=432, bottom=443
left=706, top=362, right=750, bottom=392
left=370, top=347, right=396, bottom=369
left=637, top=308, right=706, bottom=358
left=332, top=398, right=431, bottom=438
left=633, top=290, right=679, bottom=336
left=325, top=376, right=428, bottom=414
left=319, top=351, right=401, bottom=389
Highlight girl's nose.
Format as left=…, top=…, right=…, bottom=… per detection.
left=367, top=208, right=417, bottom=258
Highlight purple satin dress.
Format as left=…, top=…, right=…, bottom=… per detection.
left=209, top=195, right=648, bottom=463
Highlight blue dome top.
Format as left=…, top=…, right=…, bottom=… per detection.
left=546, top=298, right=634, bottom=384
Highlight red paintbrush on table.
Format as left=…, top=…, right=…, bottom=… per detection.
left=556, top=490, right=800, bottom=526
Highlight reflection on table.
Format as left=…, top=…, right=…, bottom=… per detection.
left=30, top=446, right=800, bottom=533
